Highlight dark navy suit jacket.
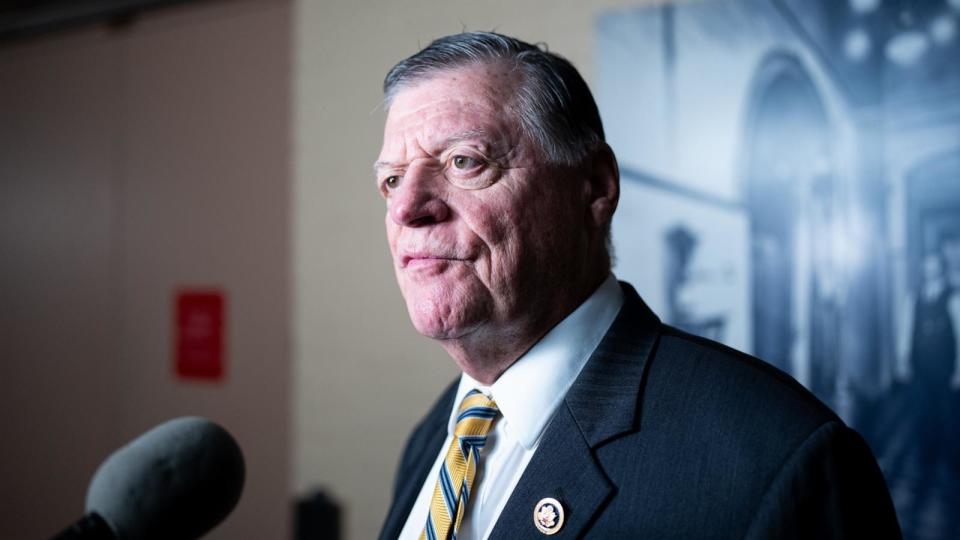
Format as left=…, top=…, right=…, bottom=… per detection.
left=379, top=283, right=901, bottom=539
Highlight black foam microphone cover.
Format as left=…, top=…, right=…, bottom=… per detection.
left=54, top=416, right=245, bottom=540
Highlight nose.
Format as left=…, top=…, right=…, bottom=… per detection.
left=388, top=162, right=450, bottom=227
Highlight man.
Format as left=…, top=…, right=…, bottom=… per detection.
left=901, top=234, right=960, bottom=466
left=374, top=32, right=900, bottom=539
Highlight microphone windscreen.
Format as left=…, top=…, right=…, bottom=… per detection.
left=85, top=417, right=245, bottom=540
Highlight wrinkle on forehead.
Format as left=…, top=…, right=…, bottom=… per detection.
left=378, top=71, right=524, bottom=167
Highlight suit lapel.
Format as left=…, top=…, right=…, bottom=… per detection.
left=564, top=283, right=660, bottom=447
left=487, top=402, right=613, bottom=539
left=489, top=283, right=661, bottom=538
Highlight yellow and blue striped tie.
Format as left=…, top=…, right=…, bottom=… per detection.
left=422, top=389, right=499, bottom=540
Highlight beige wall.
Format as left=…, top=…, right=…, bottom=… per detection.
left=0, top=0, right=291, bottom=538
left=0, top=1, right=669, bottom=537
left=293, top=1, right=660, bottom=538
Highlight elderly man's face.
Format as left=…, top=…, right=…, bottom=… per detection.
left=376, top=65, right=589, bottom=343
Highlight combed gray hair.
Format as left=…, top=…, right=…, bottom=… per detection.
left=383, top=31, right=606, bottom=167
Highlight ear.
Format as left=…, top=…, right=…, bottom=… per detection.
left=584, top=143, right=620, bottom=230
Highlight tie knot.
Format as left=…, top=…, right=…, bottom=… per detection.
left=454, top=389, right=499, bottom=438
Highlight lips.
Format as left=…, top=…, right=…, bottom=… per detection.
left=400, top=253, right=465, bottom=268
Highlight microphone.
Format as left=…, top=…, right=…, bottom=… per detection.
left=52, top=417, right=245, bottom=540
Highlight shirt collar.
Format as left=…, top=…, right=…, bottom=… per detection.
left=449, top=274, right=625, bottom=449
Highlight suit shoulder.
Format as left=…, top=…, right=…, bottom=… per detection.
left=744, top=420, right=901, bottom=538
left=648, top=325, right=839, bottom=435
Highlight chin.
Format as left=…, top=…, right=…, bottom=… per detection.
left=405, top=298, right=476, bottom=341
left=408, top=310, right=467, bottom=340
left=399, top=277, right=489, bottom=340
left=412, top=322, right=459, bottom=340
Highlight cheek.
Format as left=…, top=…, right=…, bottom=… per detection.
left=529, top=185, right=582, bottom=239
left=384, top=215, right=400, bottom=255
left=456, top=197, right=517, bottom=276
left=467, top=198, right=511, bottom=245
left=500, top=190, right=582, bottom=281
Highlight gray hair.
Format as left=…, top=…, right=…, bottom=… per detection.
left=383, top=31, right=606, bottom=167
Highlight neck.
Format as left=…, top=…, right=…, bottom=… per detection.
left=443, top=259, right=610, bottom=385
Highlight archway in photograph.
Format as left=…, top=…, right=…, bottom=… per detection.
left=742, top=52, right=839, bottom=405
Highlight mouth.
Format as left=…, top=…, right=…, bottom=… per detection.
left=400, top=253, right=466, bottom=269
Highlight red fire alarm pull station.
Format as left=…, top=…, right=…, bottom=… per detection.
left=174, top=289, right=225, bottom=381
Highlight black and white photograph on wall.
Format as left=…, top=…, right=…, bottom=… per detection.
left=597, top=0, right=960, bottom=538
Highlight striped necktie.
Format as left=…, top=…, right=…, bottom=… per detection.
left=422, top=389, right=499, bottom=540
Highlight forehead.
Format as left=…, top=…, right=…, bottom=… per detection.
left=380, top=66, right=520, bottom=157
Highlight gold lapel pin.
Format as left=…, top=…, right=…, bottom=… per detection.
left=533, top=497, right=565, bottom=535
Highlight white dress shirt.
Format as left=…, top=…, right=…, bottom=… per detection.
left=397, top=274, right=624, bottom=540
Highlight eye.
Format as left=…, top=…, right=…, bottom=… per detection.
left=452, top=155, right=480, bottom=170
left=383, top=175, right=401, bottom=190
left=443, top=153, right=498, bottom=190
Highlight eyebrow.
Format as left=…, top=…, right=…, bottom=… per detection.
left=372, top=128, right=495, bottom=174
